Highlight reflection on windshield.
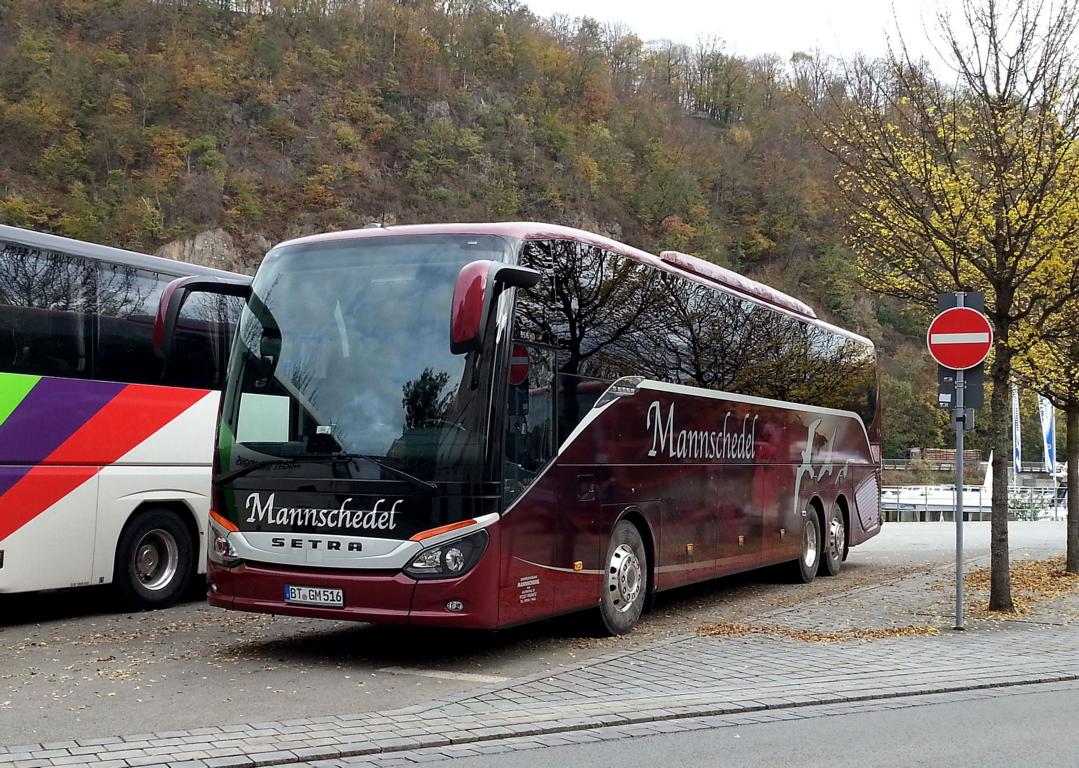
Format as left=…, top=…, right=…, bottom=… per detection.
left=219, top=234, right=511, bottom=482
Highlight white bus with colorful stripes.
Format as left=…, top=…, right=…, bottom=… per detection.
left=0, top=225, right=247, bottom=608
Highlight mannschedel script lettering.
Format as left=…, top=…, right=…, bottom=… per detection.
left=245, top=493, right=403, bottom=531
left=646, top=401, right=758, bottom=460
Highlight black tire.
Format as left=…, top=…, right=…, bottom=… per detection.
left=598, top=520, right=648, bottom=635
left=820, top=504, right=846, bottom=577
left=788, top=507, right=821, bottom=584
left=114, top=509, right=194, bottom=610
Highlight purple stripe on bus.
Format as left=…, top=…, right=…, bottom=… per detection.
left=0, top=378, right=125, bottom=496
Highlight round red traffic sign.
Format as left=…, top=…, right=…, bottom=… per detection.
left=927, top=307, right=993, bottom=370
left=509, top=343, right=530, bottom=386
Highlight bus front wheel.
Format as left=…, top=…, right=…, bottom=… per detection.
left=598, top=521, right=648, bottom=635
left=115, top=509, right=194, bottom=610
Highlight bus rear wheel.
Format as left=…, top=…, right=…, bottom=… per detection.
left=115, top=509, right=194, bottom=610
left=789, top=509, right=820, bottom=584
left=598, top=520, right=648, bottom=635
left=820, top=504, right=846, bottom=577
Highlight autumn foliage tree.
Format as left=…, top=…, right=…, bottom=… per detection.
left=815, top=0, right=1079, bottom=610
left=0, top=0, right=951, bottom=466
left=1013, top=293, right=1079, bottom=574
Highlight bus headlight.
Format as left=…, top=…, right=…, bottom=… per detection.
left=208, top=521, right=241, bottom=567
left=404, top=529, right=488, bottom=580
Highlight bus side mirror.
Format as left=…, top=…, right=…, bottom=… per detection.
left=253, top=328, right=282, bottom=386
left=154, top=275, right=253, bottom=361
left=450, top=261, right=540, bottom=355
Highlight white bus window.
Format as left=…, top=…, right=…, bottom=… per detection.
left=236, top=392, right=291, bottom=443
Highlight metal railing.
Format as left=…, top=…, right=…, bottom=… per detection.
left=880, top=484, right=1066, bottom=522
left=882, top=458, right=1061, bottom=475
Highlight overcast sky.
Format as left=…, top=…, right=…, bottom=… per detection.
left=524, top=0, right=967, bottom=62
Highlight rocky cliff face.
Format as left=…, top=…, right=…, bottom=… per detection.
left=155, top=228, right=248, bottom=273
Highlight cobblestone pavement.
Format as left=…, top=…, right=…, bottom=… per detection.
left=3, top=557, right=1077, bottom=768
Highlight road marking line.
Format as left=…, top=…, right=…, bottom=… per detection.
left=377, top=666, right=511, bottom=683
left=930, top=332, right=990, bottom=344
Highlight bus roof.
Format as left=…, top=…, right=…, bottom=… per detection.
left=0, top=224, right=242, bottom=279
left=276, top=222, right=873, bottom=349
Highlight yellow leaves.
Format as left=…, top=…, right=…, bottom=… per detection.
left=659, top=215, right=696, bottom=251
left=107, top=90, right=133, bottom=117
left=696, top=622, right=941, bottom=643
left=177, top=63, right=231, bottom=101
left=728, top=125, right=753, bottom=147
left=145, top=128, right=188, bottom=186
left=961, top=557, right=1079, bottom=617
left=338, top=92, right=394, bottom=144
left=572, top=152, right=602, bottom=189
left=302, top=165, right=341, bottom=209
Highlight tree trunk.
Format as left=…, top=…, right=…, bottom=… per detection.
left=988, top=344, right=1015, bottom=612
left=1068, top=402, right=1079, bottom=574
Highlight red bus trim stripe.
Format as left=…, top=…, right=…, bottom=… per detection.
left=0, top=384, right=208, bottom=541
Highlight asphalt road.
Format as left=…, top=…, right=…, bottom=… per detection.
left=431, top=682, right=1079, bottom=768
left=0, top=521, right=1068, bottom=744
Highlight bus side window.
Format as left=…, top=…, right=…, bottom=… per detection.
left=95, top=263, right=166, bottom=385
left=504, top=343, right=555, bottom=499
left=0, top=240, right=93, bottom=379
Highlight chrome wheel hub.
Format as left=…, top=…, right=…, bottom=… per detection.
left=828, top=515, right=845, bottom=562
left=607, top=543, right=642, bottom=612
left=134, top=529, right=179, bottom=591
left=802, top=516, right=819, bottom=569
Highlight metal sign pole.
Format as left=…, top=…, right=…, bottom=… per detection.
left=955, top=367, right=965, bottom=630
left=930, top=291, right=988, bottom=631
left=954, top=291, right=965, bottom=631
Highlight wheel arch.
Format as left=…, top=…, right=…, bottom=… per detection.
left=834, top=494, right=851, bottom=546
left=115, top=499, right=203, bottom=579
left=808, top=495, right=826, bottom=529
left=613, top=506, right=656, bottom=599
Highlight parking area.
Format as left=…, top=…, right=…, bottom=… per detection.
left=0, top=522, right=1069, bottom=745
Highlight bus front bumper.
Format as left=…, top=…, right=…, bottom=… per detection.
left=207, top=556, right=500, bottom=629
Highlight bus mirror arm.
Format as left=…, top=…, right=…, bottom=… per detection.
left=154, top=275, right=253, bottom=360
left=595, top=376, right=644, bottom=408
left=450, top=261, right=540, bottom=356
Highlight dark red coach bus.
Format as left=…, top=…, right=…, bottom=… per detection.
left=157, top=223, right=882, bottom=634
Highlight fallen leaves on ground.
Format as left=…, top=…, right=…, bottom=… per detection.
left=695, top=622, right=940, bottom=643
left=963, top=556, right=1079, bottom=617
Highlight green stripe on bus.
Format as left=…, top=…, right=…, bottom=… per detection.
left=217, top=422, right=235, bottom=515
left=0, top=372, right=41, bottom=427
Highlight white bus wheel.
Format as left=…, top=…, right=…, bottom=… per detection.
left=115, top=509, right=194, bottom=610
left=598, top=520, right=648, bottom=635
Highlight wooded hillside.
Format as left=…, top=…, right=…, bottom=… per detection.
left=0, top=0, right=1037, bottom=457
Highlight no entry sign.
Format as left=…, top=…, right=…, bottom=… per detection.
left=509, top=343, right=530, bottom=386
left=927, top=307, right=993, bottom=370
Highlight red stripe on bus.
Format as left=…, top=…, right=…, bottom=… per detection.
left=0, top=465, right=99, bottom=542
left=0, top=384, right=208, bottom=541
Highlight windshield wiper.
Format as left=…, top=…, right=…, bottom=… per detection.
left=214, top=452, right=438, bottom=493
left=337, top=453, right=438, bottom=493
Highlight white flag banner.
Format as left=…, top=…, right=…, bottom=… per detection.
left=1039, top=395, right=1056, bottom=476
left=1012, top=384, right=1022, bottom=474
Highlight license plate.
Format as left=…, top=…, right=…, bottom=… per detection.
left=284, top=585, right=343, bottom=607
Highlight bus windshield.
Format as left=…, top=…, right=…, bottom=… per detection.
left=219, top=233, right=511, bottom=482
